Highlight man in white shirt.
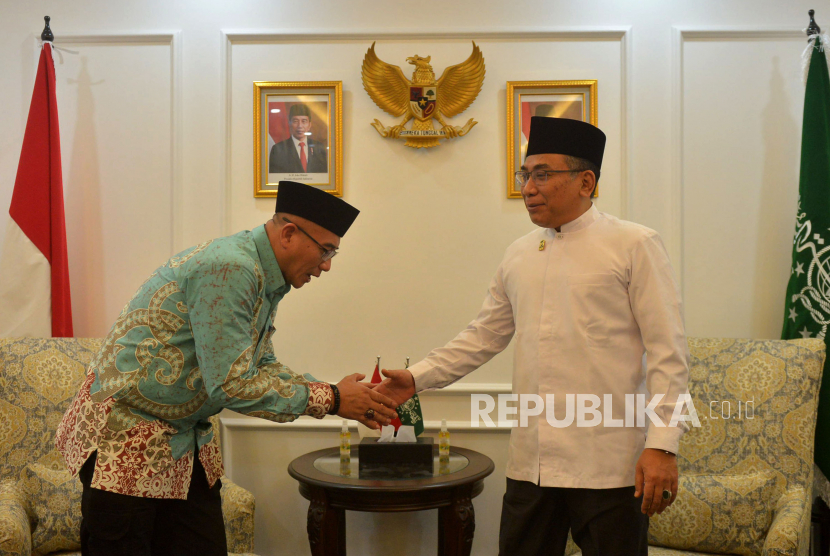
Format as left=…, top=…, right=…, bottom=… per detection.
left=377, top=117, right=690, bottom=556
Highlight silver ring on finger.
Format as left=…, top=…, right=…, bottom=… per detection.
left=662, top=489, right=671, bottom=500
left=364, top=409, right=375, bottom=420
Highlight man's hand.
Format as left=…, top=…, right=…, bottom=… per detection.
left=634, top=448, right=678, bottom=516
left=336, top=374, right=398, bottom=430
left=373, top=369, right=416, bottom=407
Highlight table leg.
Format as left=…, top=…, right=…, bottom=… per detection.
left=438, top=488, right=475, bottom=556
left=306, top=486, right=346, bottom=556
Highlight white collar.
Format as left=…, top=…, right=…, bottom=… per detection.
left=555, top=204, right=599, bottom=234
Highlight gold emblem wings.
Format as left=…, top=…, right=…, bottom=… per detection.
left=436, top=42, right=486, bottom=118
left=361, top=42, right=411, bottom=117
left=362, top=41, right=485, bottom=148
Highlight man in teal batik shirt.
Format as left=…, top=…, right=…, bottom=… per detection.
left=57, top=181, right=397, bottom=556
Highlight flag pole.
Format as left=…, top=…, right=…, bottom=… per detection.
left=41, top=16, right=54, bottom=42
left=807, top=9, right=821, bottom=39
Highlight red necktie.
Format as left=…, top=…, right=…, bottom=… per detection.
left=299, top=142, right=308, bottom=172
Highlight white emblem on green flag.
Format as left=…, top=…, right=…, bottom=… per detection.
left=397, top=395, right=424, bottom=436
left=398, top=357, right=425, bottom=436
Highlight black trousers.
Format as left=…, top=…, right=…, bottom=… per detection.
left=498, top=478, right=649, bottom=556
left=79, top=452, right=227, bottom=556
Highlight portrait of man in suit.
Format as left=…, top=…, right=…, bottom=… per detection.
left=269, top=103, right=328, bottom=174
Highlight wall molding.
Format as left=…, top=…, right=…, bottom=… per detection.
left=669, top=26, right=805, bottom=295
left=220, top=416, right=511, bottom=479
left=48, top=32, right=185, bottom=253
left=420, top=381, right=512, bottom=396
left=219, top=26, right=632, bottom=233
left=221, top=417, right=512, bottom=433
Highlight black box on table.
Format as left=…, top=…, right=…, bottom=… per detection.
left=358, top=437, right=434, bottom=479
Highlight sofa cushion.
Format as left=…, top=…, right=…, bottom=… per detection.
left=573, top=548, right=717, bottom=555
left=21, top=463, right=82, bottom=556
left=648, top=471, right=776, bottom=556
left=681, top=338, right=824, bottom=492
left=0, top=338, right=101, bottom=483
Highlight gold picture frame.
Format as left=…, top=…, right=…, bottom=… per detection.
left=253, top=81, right=343, bottom=197
left=506, top=80, right=598, bottom=198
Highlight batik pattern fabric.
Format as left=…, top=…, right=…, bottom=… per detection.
left=20, top=463, right=82, bottom=555
left=652, top=338, right=823, bottom=556
left=0, top=338, right=260, bottom=555
left=648, top=471, right=777, bottom=555
left=0, top=479, right=31, bottom=556
left=567, top=543, right=713, bottom=556
left=0, top=338, right=99, bottom=556
left=0, top=338, right=99, bottom=484
left=56, top=225, right=333, bottom=499
left=570, top=338, right=824, bottom=556
left=221, top=476, right=256, bottom=554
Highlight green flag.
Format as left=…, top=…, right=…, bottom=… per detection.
left=397, top=394, right=425, bottom=437
left=781, top=34, right=830, bottom=476
left=397, top=358, right=424, bottom=436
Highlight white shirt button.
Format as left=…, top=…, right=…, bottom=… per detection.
left=557, top=234, right=564, bottom=239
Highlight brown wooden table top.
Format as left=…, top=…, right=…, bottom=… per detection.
left=288, top=446, right=495, bottom=495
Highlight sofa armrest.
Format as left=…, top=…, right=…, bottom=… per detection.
left=0, top=480, right=32, bottom=556
left=221, top=477, right=255, bottom=554
left=763, top=486, right=810, bottom=556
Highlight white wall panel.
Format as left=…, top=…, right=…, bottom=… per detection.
left=678, top=31, right=805, bottom=339
left=51, top=35, right=179, bottom=337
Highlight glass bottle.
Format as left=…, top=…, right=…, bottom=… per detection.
left=439, top=419, right=450, bottom=465
left=339, top=420, right=351, bottom=476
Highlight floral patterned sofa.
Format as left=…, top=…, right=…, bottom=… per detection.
left=0, top=337, right=258, bottom=556
left=568, top=337, right=826, bottom=556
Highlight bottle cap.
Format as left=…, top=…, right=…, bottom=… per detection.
left=342, top=420, right=348, bottom=432
left=441, top=419, right=447, bottom=431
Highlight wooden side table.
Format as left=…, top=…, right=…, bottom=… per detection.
left=288, top=446, right=495, bottom=556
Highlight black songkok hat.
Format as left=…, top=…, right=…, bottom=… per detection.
left=288, top=103, right=311, bottom=120
left=526, top=117, right=606, bottom=173
left=275, top=181, right=360, bottom=237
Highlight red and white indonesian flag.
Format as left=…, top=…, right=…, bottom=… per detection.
left=0, top=42, right=73, bottom=337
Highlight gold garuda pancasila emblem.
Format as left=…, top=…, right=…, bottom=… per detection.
left=361, top=41, right=485, bottom=148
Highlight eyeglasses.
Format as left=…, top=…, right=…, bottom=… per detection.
left=281, top=217, right=338, bottom=262
left=514, top=169, right=587, bottom=187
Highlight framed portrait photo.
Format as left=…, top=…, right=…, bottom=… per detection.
left=253, top=81, right=343, bottom=197
left=506, top=80, right=598, bottom=198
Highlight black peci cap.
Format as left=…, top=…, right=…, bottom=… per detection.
left=288, top=103, right=311, bottom=120
left=526, top=117, right=606, bottom=176
left=275, top=181, right=359, bottom=237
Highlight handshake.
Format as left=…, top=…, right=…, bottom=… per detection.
left=332, top=368, right=417, bottom=429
